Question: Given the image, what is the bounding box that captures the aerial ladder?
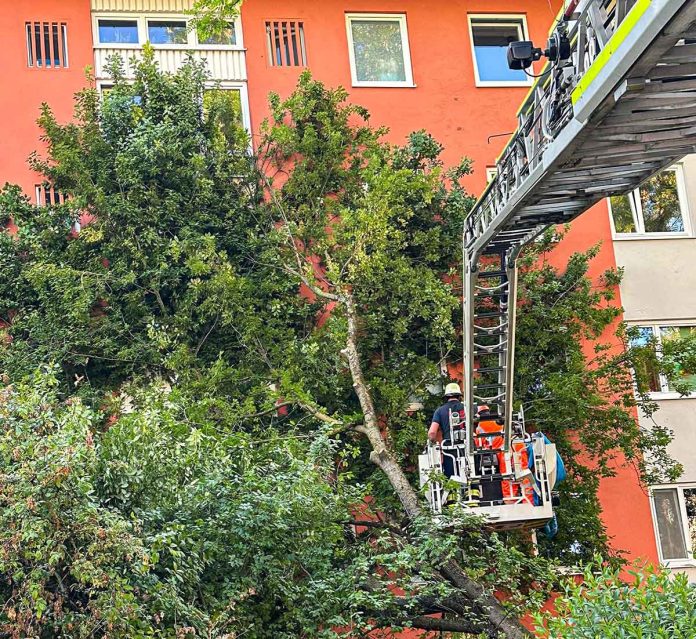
[420,0,696,528]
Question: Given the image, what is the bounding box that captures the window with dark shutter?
[26,22,69,68]
[35,184,66,206]
[265,21,306,66]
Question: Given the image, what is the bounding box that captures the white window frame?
[146,18,190,46]
[92,17,142,48]
[609,164,692,239]
[35,184,64,206]
[650,483,696,568]
[204,82,252,135]
[631,321,696,400]
[485,166,498,183]
[96,80,114,93]
[264,19,307,67]
[25,21,70,69]
[345,13,414,88]
[468,14,533,88]
[92,13,244,50]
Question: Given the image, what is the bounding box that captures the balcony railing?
[93,46,247,82]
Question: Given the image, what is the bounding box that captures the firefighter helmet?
[444,382,462,397]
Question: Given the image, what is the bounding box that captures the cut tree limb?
[340,290,531,639]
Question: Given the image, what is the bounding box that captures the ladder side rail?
[572,0,686,120]
[501,252,518,450]
[453,0,696,527]
[463,243,477,456]
[428,443,445,514]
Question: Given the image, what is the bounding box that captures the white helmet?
[444,382,462,397]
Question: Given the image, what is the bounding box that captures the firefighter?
[473,404,504,450]
[427,382,465,479]
[507,430,534,505]
[473,404,504,503]
[428,382,465,444]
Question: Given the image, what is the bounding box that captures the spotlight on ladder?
[506,27,571,70]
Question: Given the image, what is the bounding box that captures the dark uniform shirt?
[431,400,465,443]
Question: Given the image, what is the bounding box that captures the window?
[203,85,251,134]
[98,19,139,44]
[26,22,68,68]
[203,88,243,126]
[486,167,498,183]
[346,14,414,87]
[35,184,65,206]
[200,22,237,46]
[93,15,243,50]
[610,166,690,236]
[468,16,530,86]
[265,21,306,66]
[630,324,696,395]
[147,20,188,45]
[651,485,696,565]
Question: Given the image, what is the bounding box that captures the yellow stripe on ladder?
[571,0,653,105]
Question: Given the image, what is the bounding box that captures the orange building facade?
[0,1,93,201]
[0,0,669,569]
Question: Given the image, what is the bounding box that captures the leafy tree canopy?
[0,367,386,638]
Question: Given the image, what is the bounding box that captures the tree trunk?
[342,292,531,639]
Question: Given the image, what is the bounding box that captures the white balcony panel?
[94,47,246,81]
[91,0,193,11]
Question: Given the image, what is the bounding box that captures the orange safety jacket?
[501,439,534,504]
[474,418,504,450]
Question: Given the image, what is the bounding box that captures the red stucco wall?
[0,0,93,198]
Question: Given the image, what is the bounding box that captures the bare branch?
[408,615,483,633]
[282,261,341,302]
[194,315,220,356]
[259,170,341,303]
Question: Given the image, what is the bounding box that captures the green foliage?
[188,0,243,43]
[259,72,471,427]
[535,561,696,638]
[1,367,546,638]
[0,51,308,403]
[0,367,151,638]
[0,367,370,638]
[611,170,685,234]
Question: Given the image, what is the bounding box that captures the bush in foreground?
[535,561,696,639]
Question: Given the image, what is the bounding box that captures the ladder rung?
[473,474,517,482]
[473,341,507,350]
[474,366,504,373]
[474,383,504,390]
[476,270,506,278]
[476,281,509,292]
[474,329,507,338]
[474,322,507,329]
[474,394,505,402]
[475,311,507,318]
